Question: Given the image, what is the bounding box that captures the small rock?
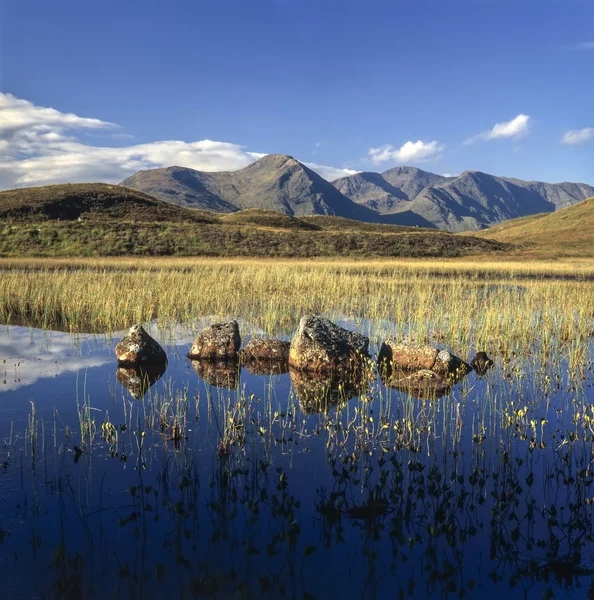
[378,341,471,380]
[242,337,290,361]
[433,350,472,379]
[470,351,494,375]
[378,342,438,370]
[191,359,239,389]
[188,321,241,360]
[115,324,167,366]
[289,315,369,372]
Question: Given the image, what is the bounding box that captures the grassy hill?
[476,196,594,257]
[0,183,218,223]
[0,183,510,258]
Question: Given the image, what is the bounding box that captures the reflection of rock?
[116,363,166,399]
[290,367,365,415]
[242,337,290,361]
[471,351,494,376]
[380,367,451,400]
[188,321,241,360]
[115,324,167,366]
[289,316,369,373]
[242,358,288,376]
[378,341,471,379]
[191,359,239,389]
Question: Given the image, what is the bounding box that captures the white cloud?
[465,114,530,145]
[368,140,444,164]
[561,127,594,145]
[304,162,359,181]
[0,93,354,188]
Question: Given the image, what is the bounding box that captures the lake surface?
[1,322,594,599]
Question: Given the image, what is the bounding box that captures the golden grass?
[1,257,593,370]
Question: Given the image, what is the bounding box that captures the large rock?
[241,337,290,361]
[115,324,167,366]
[378,341,471,379]
[188,321,241,360]
[289,316,369,373]
[191,359,239,390]
[116,364,166,399]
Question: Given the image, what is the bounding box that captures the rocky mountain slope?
[121,155,594,232]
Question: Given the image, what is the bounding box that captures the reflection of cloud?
[0,326,112,392]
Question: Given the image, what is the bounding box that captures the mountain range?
[121,155,594,232]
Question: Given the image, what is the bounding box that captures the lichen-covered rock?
[378,341,439,370]
[242,337,290,361]
[470,351,494,375]
[433,350,472,379]
[289,316,369,372]
[188,321,241,360]
[116,364,166,399]
[381,368,451,400]
[115,324,167,366]
[378,341,471,379]
[289,367,364,415]
[191,359,239,389]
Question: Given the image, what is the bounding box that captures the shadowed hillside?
[0,183,218,223]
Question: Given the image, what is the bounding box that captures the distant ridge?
[121,156,594,232]
[120,155,433,228]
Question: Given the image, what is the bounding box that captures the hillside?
[0,184,509,258]
[0,183,218,223]
[476,196,594,257]
[121,155,432,227]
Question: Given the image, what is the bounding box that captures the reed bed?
[1,258,593,363]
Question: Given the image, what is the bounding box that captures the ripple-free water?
[1,323,594,599]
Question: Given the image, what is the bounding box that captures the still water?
[1,322,594,599]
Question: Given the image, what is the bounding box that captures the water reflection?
[191,358,240,389]
[115,363,167,399]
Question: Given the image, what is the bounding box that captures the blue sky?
[1,0,593,188]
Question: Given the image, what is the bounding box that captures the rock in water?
[378,342,438,370]
[115,324,167,366]
[378,341,471,380]
[188,321,241,360]
[289,315,369,372]
[242,337,290,361]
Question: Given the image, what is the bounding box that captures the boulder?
[378,341,471,379]
[289,367,365,415]
[191,359,239,389]
[289,315,369,372]
[470,351,494,376]
[116,363,166,399]
[188,321,241,360]
[115,324,167,366]
[241,337,290,361]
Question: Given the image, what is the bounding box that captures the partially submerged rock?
[191,359,239,390]
[470,351,494,376]
[116,363,166,399]
[188,321,241,360]
[289,316,369,373]
[242,337,290,361]
[378,341,471,379]
[289,367,365,415]
[381,368,451,400]
[115,324,167,366]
